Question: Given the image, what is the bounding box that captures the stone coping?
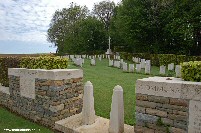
[138,76,201,85]
[136,77,201,101]
[0,85,10,95]
[55,113,134,133]
[8,68,83,80]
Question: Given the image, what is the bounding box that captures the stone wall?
[0,68,83,128]
[135,77,201,133]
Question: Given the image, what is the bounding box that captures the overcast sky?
[0,0,120,54]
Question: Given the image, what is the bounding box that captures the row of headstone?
[73,58,83,67]
[113,55,121,60]
[133,57,141,63]
[159,64,181,77]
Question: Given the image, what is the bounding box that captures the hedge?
[20,56,68,69]
[0,57,21,87]
[119,52,201,66]
[0,56,68,87]
[181,61,201,82]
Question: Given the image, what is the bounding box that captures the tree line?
[47,0,201,56]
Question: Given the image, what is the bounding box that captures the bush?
[158,54,176,66]
[20,56,68,69]
[181,61,201,82]
[0,57,21,87]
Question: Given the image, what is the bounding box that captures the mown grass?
[68,58,162,125]
[0,58,174,132]
[0,106,53,133]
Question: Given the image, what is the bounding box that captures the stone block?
[136,94,148,101]
[172,110,188,116]
[168,114,187,121]
[161,118,174,126]
[136,100,157,108]
[170,98,188,107]
[49,104,64,112]
[136,106,146,113]
[162,103,188,112]
[170,127,186,133]
[147,95,170,104]
[188,100,201,132]
[136,112,159,124]
[134,125,155,133]
[173,120,187,130]
[146,108,167,117]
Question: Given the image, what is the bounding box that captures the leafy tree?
[73,17,108,54]
[93,1,116,51]
[47,3,89,54]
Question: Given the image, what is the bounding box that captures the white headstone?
[99,56,102,61]
[109,60,114,67]
[129,64,134,73]
[120,59,124,68]
[160,65,166,75]
[145,64,151,74]
[91,59,96,66]
[123,62,127,72]
[109,85,124,133]
[136,64,141,73]
[82,81,96,125]
[175,65,181,78]
[140,59,146,69]
[117,61,121,68]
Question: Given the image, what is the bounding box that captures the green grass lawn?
[0,106,53,133]
[68,58,162,125]
[0,58,174,132]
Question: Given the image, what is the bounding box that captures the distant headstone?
[99,56,102,61]
[120,59,124,68]
[140,59,146,69]
[123,62,128,72]
[116,61,121,68]
[168,63,174,71]
[129,64,134,73]
[175,65,181,78]
[145,64,150,74]
[136,64,141,73]
[91,59,96,66]
[109,60,114,67]
[160,65,166,75]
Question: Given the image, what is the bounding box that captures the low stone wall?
[0,68,83,128]
[135,77,201,133]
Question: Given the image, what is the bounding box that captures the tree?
[93,1,116,51]
[47,2,89,54]
[73,16,108,54]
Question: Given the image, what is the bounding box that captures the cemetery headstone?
[91,59,96,66]
[175,65,181,78]
[123,62,128,72]
[160,65,166,75]
[129,64,134,73]
[136,64,141,73]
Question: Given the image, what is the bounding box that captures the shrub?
[181,61,201,82]
[158,54,176,66]
[0,57,21,87]
[20,56,68,69]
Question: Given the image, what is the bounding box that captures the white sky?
[0,0,121,44]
